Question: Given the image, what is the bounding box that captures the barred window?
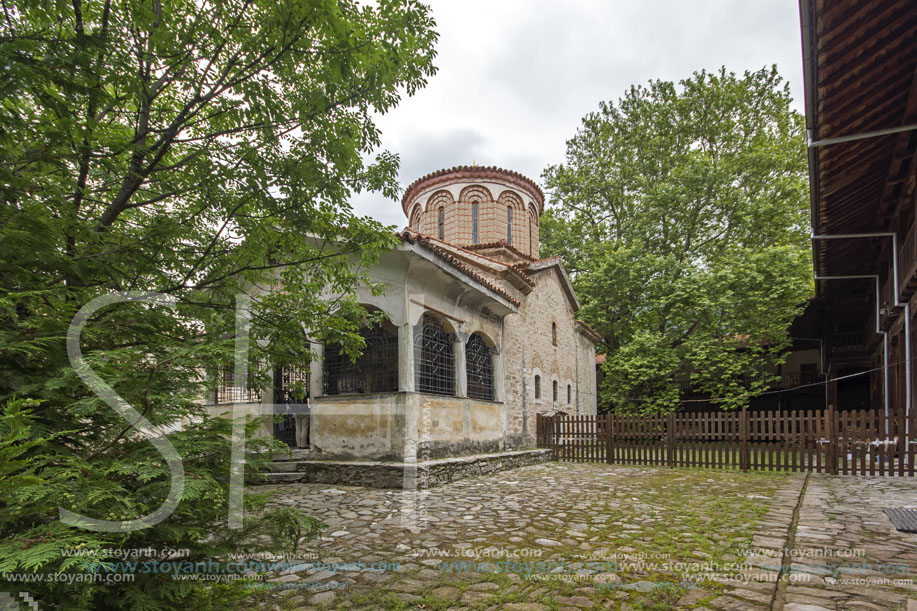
[214,365,263,404]
[323,322,399,395]
[416,314,455,395]
[466,333,494,401]
[274,365,310,403]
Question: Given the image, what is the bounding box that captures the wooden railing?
[537,407,915,476]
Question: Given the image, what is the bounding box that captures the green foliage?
[542,66,813,413]
[0,0,437,607]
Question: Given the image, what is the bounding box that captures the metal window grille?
[438,207,445,239]
[416,315,455,395]
[506,207,512,244]
[472,203,479,244]
[323,325,399,395]
[215,365,263,404]
[274,365,310,403]
[534,374,541,399]
[466,333,493,401]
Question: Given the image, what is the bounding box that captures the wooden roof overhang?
[800,0,917,297]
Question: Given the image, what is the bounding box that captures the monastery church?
[215,165,598,473]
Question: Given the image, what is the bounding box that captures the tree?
[542,67,812,413]
[0,0,437,607]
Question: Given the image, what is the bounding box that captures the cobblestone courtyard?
[247,462,917,610]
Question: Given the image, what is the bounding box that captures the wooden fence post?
[605,412,614,465]
[826,404,837,476]
[740,409,749,472]
[666,412,675,468]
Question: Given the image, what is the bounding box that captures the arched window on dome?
[438,207,445,240]
[506,206,513,244]
[472,203,479,244]
[466,333,493,401]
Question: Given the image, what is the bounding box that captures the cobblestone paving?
[245,462,808,610]
[782,475,917,611]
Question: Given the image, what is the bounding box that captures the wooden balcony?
[880,276,902,331]
[898,223,917,301]
[828,331,866,356]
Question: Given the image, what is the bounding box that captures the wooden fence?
[535,407,916,476]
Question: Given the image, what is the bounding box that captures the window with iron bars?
[416,314,455,395]
[466,333,494,401]
[274,365,310,403]
[214,364,263,404]
[323,323,399,395]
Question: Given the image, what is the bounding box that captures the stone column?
[493,349,505,403]
[454,334,467,398]
[399,323,415,392]
[308,341,323,398]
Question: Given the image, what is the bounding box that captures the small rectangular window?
[438,208,445,240]
[567,384,571,404]
[534,375,541,400]
[552,380,558,403]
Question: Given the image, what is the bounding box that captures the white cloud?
[355,0,805,226]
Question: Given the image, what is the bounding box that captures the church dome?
[401,166,544,258]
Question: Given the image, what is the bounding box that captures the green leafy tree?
[0,0,437,607]
[542,66,812,413]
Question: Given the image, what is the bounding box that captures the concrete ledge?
[255,449,551,489]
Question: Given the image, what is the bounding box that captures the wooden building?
[799,0,917,420]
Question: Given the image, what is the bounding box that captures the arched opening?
[466,333,494,400]
[438,206,445,240]
[416,314,455,395]
[323,316,399,395]
[409,204,422,231]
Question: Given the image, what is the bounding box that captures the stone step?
[254,449,553,489]
[262,472,303,483]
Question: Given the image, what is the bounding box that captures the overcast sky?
[352,0,806,227]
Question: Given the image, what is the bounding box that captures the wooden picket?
[537,407,913,476]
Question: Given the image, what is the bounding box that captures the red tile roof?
[398,230,521,306]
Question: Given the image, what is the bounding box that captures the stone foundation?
[255,449,551,489]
